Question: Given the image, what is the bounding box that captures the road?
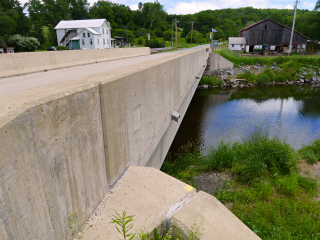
[0,45,209,97]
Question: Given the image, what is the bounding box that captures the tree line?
[1,0,320,51]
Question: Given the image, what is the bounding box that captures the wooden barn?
[239,18,308,53]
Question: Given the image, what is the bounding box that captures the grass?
[199,76,223,86]
[220,48,320,67]
[161,128,320,240]
[298,139,320,164]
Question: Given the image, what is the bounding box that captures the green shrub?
[7,34,40,52]
[136,37,144,45]
[144,39,165,48]
[57,46,67,50]
[200,76,223,86]
[204,129,296,183]
[237,70,257,83]
[163,30,174,41]
[256,68,276,84]
[298,140,320,164]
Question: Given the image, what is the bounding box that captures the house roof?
[86,27,100,35]
[239,18,308,39]
[228,37,246,44]
[54,19,107,29]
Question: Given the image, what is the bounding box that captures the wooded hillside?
[1,0,320,50]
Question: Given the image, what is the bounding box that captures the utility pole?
[191,22,194,44]
[289,0,299,55]
[175,18,179,49]
[171,19,174,48]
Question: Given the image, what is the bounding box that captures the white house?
[228,37,246,51]
[54,19,112,50]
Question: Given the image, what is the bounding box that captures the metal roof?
[86,27,100,35]
[228,37,246,44]
[54,19,106,29]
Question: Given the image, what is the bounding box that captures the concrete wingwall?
[0,47,209,239]
[206,52,234,71]
[0,47,150,78]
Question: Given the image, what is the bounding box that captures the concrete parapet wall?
[0,47,150,78]
[206,52,234,71]
[0,46,209,239]
[0,82,108,240]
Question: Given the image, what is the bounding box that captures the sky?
[18,0,317,15]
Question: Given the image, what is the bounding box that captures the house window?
[90,39,93,45]
[83,33,85,38]
[103,28,104,34]
[265,25,267,29]
[87,32,90,37]
[82,39,85,45]
[240,44,243,47]
[232,44,234,47]
[97,39,99,44]
[103,39,105,45]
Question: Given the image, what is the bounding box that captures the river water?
[169,85,320,155]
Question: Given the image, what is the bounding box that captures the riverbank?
[200,49,320,89]
[161,130,320,240]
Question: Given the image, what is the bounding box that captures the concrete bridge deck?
[0,46,207,96]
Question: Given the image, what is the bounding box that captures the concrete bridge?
[0,47,258,240]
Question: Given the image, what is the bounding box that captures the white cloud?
[168,1,219,14]
[302,1,316,9]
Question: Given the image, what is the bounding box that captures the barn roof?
[55,19,107,29]
[238,18,308,39]
[229,37,246,44]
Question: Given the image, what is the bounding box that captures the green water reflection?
[169,85,320,154]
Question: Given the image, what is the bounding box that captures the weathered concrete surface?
[81,166,196,240]
[206,52,234,71]
[0,46,209,239]
[171,191,261,240]
[0,51,179,97]
[99,47,209,184]
[0,82,108,240]
[81,166,260,240]
[0,47,150,78]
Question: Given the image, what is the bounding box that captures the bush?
[185,30,202,43]
[144,39,165,48]
[237,70,257,83]
[298,140,320,164]
[133,28,148,37]
[256,68,276,84]
[152,28,163,37]
[136,37,144,45]
[56,46,67,50]
[7,34,40,52]
[163,30,174,41]
[205,128,296,183]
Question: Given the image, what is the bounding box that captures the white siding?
[55,19,112,49]
[228,44,244,51]
[56,29,66,46]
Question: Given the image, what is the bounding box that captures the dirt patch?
[193,172,233,195]
[299,161,320,182]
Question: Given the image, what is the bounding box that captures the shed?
[228,37,246,51]
[239,18,308,53]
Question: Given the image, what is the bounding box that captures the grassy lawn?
[161,129,320,240]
